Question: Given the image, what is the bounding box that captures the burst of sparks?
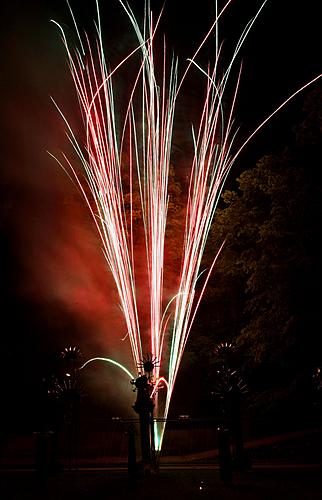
[51,0,321,451]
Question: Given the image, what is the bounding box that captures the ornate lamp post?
[132,354,158,473]
[58,346,83,467]
[212,343,248,479]
[37,346,83,472]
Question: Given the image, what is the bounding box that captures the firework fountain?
[50,0,321,453]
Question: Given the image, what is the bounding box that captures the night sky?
[1,0,321,426]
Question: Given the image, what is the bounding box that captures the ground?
[1,465,322,500]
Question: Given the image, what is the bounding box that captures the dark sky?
[1,0,321,425]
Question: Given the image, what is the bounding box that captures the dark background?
[0,0,321,430]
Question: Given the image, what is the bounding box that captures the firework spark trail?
[118,2,179,387]
[165,63,243,409]
[139,27,178,383]
[51,11,144,368]
[80,357,135,380]
[115,3,179,444]
[51,0,321,451]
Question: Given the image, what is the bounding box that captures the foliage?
[187,85,322,418]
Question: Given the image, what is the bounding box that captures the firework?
[80,357,135,380]
[50,0,321,451]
